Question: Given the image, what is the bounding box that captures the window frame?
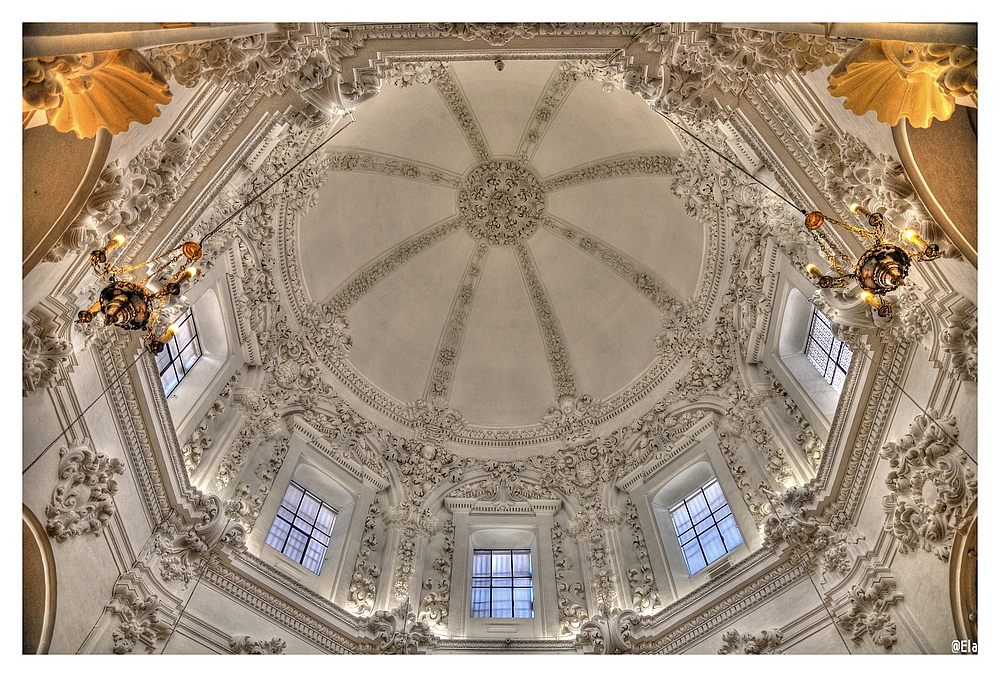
[264,480,338,576]
[470,548,534,619]
[155,307,203,396]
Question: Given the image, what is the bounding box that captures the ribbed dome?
[295,59,706,436]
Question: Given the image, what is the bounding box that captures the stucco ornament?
[23,311,75,395]
[108,586,171,654]
[576,603,640,654]
[718,627,783,654]
[23,49,171,138]
[837,572,903,650]
[45,442,125,542]
[419,519,454,630]
[230,635,287,654]
[552,520,590,635]
[46,129,194,263]
[366,603,437,654]
[347,499,382,615]
[828,40,977,128]
[880,411,975,561]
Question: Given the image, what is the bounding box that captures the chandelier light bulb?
[903,229,927,248]
[805,263,821,277]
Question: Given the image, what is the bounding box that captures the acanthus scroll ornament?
[45,442,125,543]
[576,603,640,654]
[718,627,783,654]
[366,602,437,654]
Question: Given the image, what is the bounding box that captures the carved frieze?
[828,40,977,128]
[45,442,125,543]
[718,627,783,654]
[624,499,660,612]
[46,129,194,263]
[551,520,590,635]
[108,585,172,654]
[419,518,454,631]
[880,411,976,561]
[367,603,437,654]
[23,49,171,138]
[230,635,287,654]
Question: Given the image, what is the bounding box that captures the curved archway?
[23,505,56,654]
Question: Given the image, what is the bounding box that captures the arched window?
[651,460,749,587]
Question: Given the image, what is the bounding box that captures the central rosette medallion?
[459,160,545,245]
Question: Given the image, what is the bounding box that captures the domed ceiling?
[289,59,711,446]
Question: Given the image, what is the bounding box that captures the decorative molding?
[828,40,977,128]
[419,518,454,631]
[45,442,125,543]
[718,627,783,654]
[23,49,171,138]
[433,64,492,162]
[182,370,240,474]
[567,502,623,607]
[516,66,580,165]
[324,148,463,188]
[108,584,172,654]
[23,307,76,395]
[229,635,287,654]
[513,241,576,398]
[624,499,661,612]
[460,161,545,245]
[385,503,438,600]
[551,520,590,635]
[836,570,903,650]
[426,243,489,403]
[46,128,195,263]
[880,411,976,561]
[347,498,382,615]
[939,300,977,382]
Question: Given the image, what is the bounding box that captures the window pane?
[471,548,533,619]
[674,479,743,576]
[266,481,337,576]
[805,308,852,392]
[158,308,202,394]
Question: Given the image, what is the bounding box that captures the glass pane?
[491,587,513,617]
[718,514,743,549]
[511,550,531,577]
[513,587,533,618]
[473,551,491,576]
[670,505,693,533]
[265,519,289,550]
[700,527,727,563]
[470,588,490,617]
[682,540,707,574]
[703,481,726,511]
[315,506,337,534]
[492,551,512,577]
[298,494,321,522]
[281,483,304,509]
[686,492,710,523]
[283,529,307,561]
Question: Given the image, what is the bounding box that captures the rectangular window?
[805,307,853,392]
[470,549,533,618]
[670,479,743,576]
[265,481,337,575]
[156,308,202,396]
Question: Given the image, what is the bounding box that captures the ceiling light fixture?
[655,111,940,320]
[75,114,356,353]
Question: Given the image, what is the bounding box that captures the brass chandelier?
[655,111,941,321]
[74,115,356,354]
[803,203,940,319]
[76,234,202,354]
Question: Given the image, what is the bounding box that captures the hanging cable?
[197,113,355,248]
[760,488,855,655]
[24,345,147,476]
[850,343,974,463]
[654,109,806,215]
[27,113,358,478]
